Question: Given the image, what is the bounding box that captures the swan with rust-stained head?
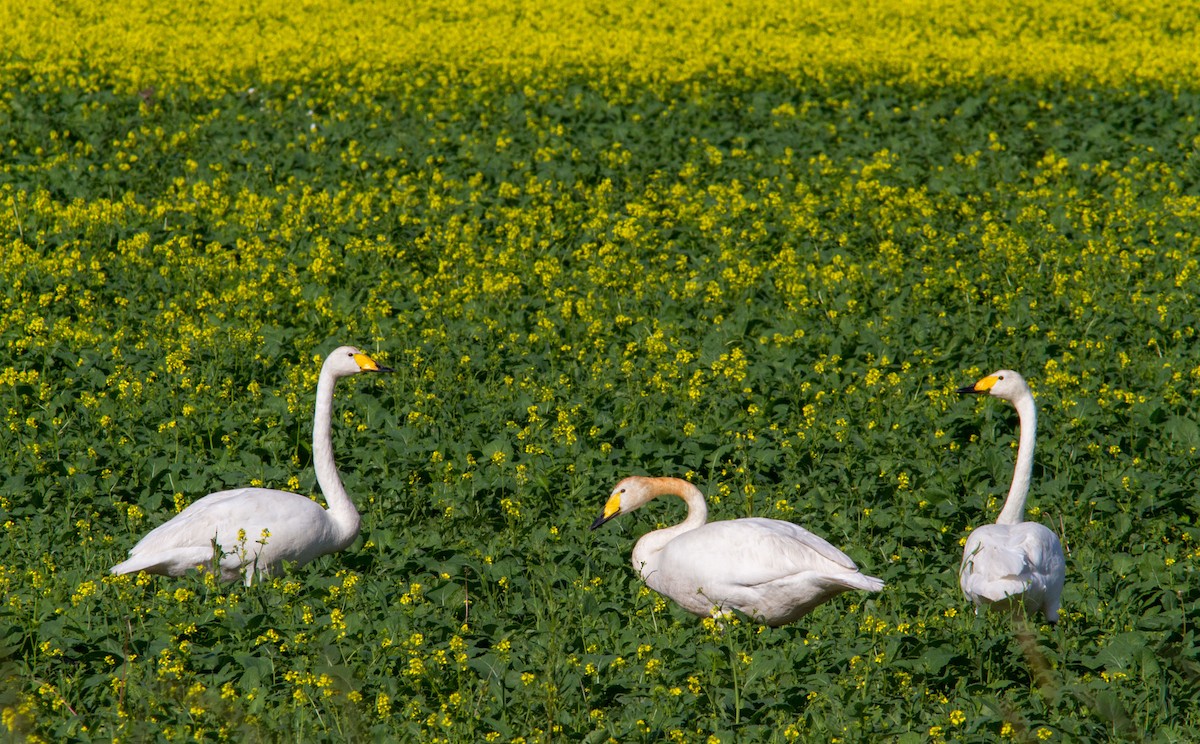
[957,369,1066,623]
[590,476,884,626]
[111,345,391,586]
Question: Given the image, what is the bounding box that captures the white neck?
[631,478,709,574]
[996,389,1037,525]
[312,368,361,544]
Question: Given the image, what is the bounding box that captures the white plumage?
[591,476,884,626]
[111,345,391,585]
[957,369,1066,623]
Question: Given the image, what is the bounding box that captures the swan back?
[961,522,1065,622]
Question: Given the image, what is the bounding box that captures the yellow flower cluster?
[2,0,1199,92]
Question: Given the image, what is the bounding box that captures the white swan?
[957,369,1066,623]
[590,476,884,626]
[111,345,391,586]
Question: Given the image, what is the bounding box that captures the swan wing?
[654,518,863,588]
[118,488,331,568]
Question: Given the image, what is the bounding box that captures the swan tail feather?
[828,572,885,593]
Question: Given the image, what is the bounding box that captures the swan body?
[957,369,1066,623]
[111,346,391,585]
[591,476,884,626]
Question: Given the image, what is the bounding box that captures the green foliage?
[1,69,1199,742]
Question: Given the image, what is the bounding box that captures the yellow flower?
[70,580,97,606]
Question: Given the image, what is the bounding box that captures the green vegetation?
[2,2,1200,741]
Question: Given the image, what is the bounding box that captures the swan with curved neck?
[111,345,391,585]
[591,476,884,626]
[957,369,1066,623]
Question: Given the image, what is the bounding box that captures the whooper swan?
[111,346,392,585]
[590,476,884,626]
[957,369,1066,623]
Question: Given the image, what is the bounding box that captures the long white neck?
[631,478,709,575]
[996,390,1037,525]
[312,367,361,543]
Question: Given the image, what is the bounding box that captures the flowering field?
[3,0,1200,741]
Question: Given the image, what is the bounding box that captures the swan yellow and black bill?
[956,374,997,395]
[355,353,394,373]
[589,493,622,530]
